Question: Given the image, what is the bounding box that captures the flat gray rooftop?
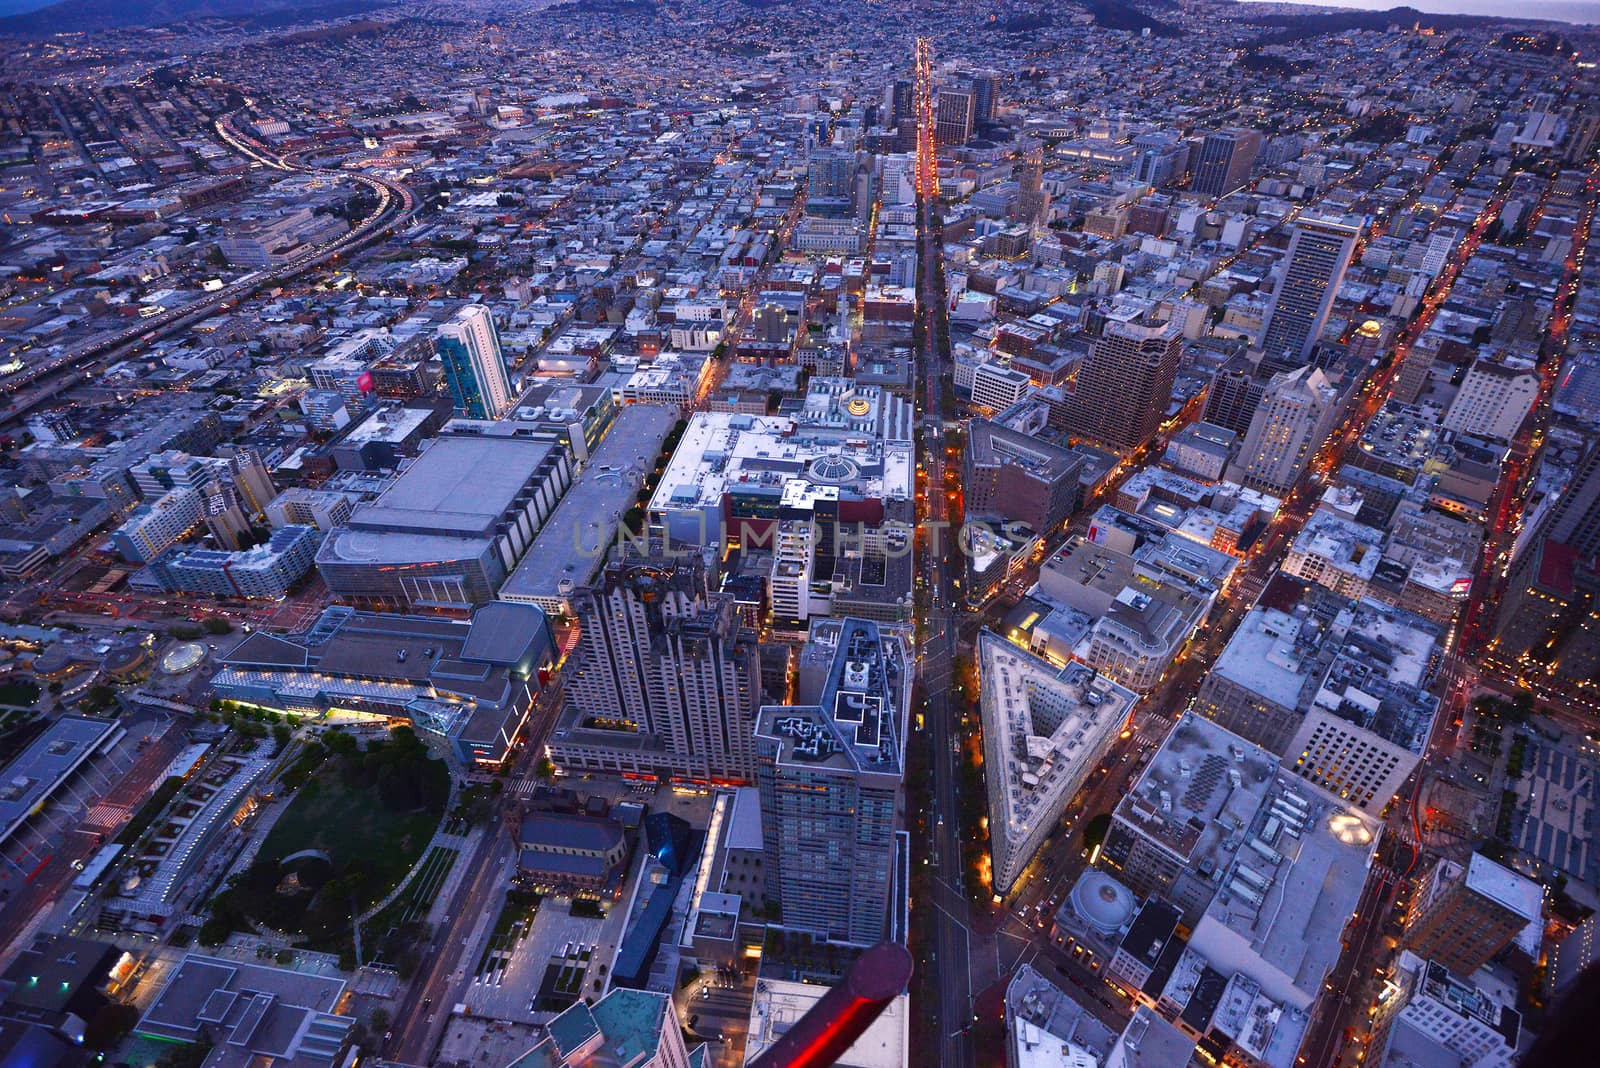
[499,404,677,602]
[1191,775,1380,1008]
[353,436,556,537]
[1114,713,1277,868]
[317,527,493,565]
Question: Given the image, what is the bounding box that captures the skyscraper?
[1259,216,1362,372]
[978,632,1132,894]
[1190,127,1263,198]
[934,86,975,147]
[226,449,278,515]
[886,78,913,128]
[1064,316,1183,453]
[1491,441,1600,678]
[755,617,910,945]
[551,555,762,784]
[1133,131,1190,188]
[1229,365,1341,495]
[969,72,998,126]
[1011,143,1049,229]
[1202,354,1268,436]
[1403,854,1542,977]
[806,149,857,201]
[807,149,855,204]
[1544,441,1600,556]
[437,304,513,420]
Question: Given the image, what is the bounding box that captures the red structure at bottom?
[746,942,914,1068]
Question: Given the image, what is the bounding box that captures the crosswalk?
[80,803,130,835]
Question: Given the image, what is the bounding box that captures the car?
[689,1014,700,1029]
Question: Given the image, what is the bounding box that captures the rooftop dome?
[1070,871,1135,936]
[809,451,860,484]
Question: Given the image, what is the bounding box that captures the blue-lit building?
[437,304,513,420]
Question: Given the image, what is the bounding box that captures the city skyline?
[0,3,1597,1068]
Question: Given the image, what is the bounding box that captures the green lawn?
[0,680,40,708]
[258,761,447,910]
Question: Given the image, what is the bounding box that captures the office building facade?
[550,556,762,785]
[755,618,910,945]
[1368,951,1520,1068]
[1064,317,1183,453]
[437,304,514,420]
[1229,366,1341,495]
[935,86,975,147]
[1190,128,1263,198]
[1259,216,1361,371]
[1404,854,1542,976]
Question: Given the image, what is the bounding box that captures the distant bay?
[1236,0,1600,25]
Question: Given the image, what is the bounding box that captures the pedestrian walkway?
[423,827,485,928]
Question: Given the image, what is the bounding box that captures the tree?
[84,1002,139,1050]
[202,617,234,635]
[80,684,118,714]
[324,728,358,758]
[272,723,293,749]
[1083,812,1113,851]
[158,1034,213,1068]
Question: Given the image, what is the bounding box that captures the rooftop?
[352,435,559,538]
[1004,964,1116,1068]
[979,632,1134,890]
[508,987,673,1068]
[743,978,910,1068]
[756,618,910,779]
[1287,507,1384,580]
[1464,852,1544,923]
[1,716,119,845]
[1190,774,1380,1009]
[339,403,435,447]
[499,403,677,604]
[1111,713,1277,870]
[135,954,352,1067]
[647,411,912,517]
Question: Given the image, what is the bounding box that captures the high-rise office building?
[201,480,252,551]
[935,86,975,147]
[886,78,913,128]
[806,149,855,206]
[1368,951,1521,1068]
[1064,316,1183,453]
[978,632,1132,894]
[1012,144,1049,228]
[755,618,910,945]
[226,449,277,515]
[1228,366,1341,494]
[1491,441,1600,685]
[1259,216,1362,372]
[1440,358,1540,441]
[437,304,514,420]
[1202,354,1268,436]
[551,555,762,784]
[969,72,998,126]
[1133,132,1190,188]
[1404,854,1542,977]
[1544,441,1600,556]
[1190,128,1263,198]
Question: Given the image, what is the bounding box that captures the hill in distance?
[0,0,394,36]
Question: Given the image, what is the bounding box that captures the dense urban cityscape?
[1,1,1599,1066]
